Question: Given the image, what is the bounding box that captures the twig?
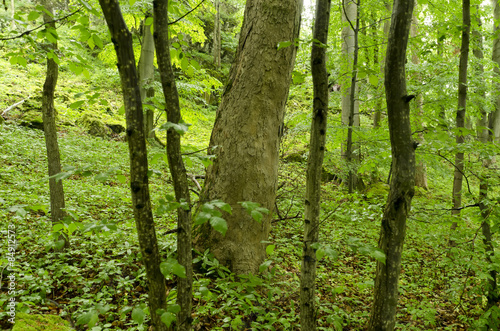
[169,0,207,25]
[436,151,472,195]
[0,9,81,41]
[2,99,26,116]
[188,173,202,191]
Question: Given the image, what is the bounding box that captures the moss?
[12,312,73,331]
[365,182,390,198]
[20,111,44,130]
[76,113,112,138]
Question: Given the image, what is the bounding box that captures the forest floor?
[0,123,494,330]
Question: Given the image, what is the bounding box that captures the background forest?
[1,0,500,330]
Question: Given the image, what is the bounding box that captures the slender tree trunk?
[450,0,470,239]
[300,0,331,329]
[493,0,500,144]
[341,0,360,191]
[213,0,221,68]
[373,2,391,129]
[368,0,416,329]
[194,0,303,275]
[98,2,169,330]
[410,1,428,190]
[153,1,193,329]
[41,0,69,249]
[138,12,156,140]
[474,11,499,309]
[345,0,359,193]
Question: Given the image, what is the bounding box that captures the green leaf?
[167,304,181,314]
[160,258,186,278]
[116,174,127,184]
[259,260,272,273]
[277,41,292,50]
[292,71,305,84]
[194,211,211,225]
[157,121,191,135]
[132,307,145,324]
[316,248,325,261]
[28,11,40,21]
[181,57,189,72]
[211,200,232,214]
[129,0,137,6]
[210,216,228,236]
[371,249,386,264]
[52,224,65,232]
[93,34,103,49]
[369,74,379,86]
[160,312,176,327]
[266,244,275,256]
[145,17,154,26]
[70,100,85,109]
[17,56,27,67]
[251,210,263,223]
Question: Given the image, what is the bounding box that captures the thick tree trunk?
[410,1,428,190]
[98,2,169,330]
[213,0,221,68]
[300,0,331,329]
[450,0,470,238]
[153,1,193,329]
[368,0,415,329]
[138,12,156,139]
[195,0,303,275]
[41,1,69,249]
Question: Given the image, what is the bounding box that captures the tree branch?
[169,0,207,25]
[0,9,81,41]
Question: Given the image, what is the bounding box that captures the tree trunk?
[450,0,470,239]
[492,0,500,144]
[153,0,193,329]
[41,0,69,249]
[138,12,156,140]
[98,1,169,330]
[213,0,221,68]
[368,0,415,329]
[345,0,360,193]
[195,0,303,275]
[410,1,428,190]
[373,2,391,129]
[341,0,360,188]
[475,11,499,309]
[300,0,331,329]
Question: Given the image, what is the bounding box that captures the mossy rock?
[20,111,44,130]
[76,113,112,138]
[283,152,307,163]
[365,182,390,198]
[12,312,73,331]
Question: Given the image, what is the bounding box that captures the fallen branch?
[2,99,26,116]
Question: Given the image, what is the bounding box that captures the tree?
[40,0,69,249]
[195,0,303,275]
[213,0,221,68]
[341,0,360,192]
[153,0,193,329]
[300,0,331,329]
[137,11,156,140]
[410,1,428,190]
[368,0,415,329]
[450,0,470,241]
[492,0,500,144]
[97,1,169,330]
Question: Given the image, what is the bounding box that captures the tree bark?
[475,11,499,309]
[450,0,470,238]
[213,0,221,68]
[138,12,156,140]
[195,0,303,275]
[98,1,169,330]
[410,1,428,190]
[153,0,193,329]
[368,0,415,329]
[41,0,69,249]
[492,0,500,144]
[341,0,360,190]
[373,2,391,129]
[300,0,330,329]
[345,0,360,193]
